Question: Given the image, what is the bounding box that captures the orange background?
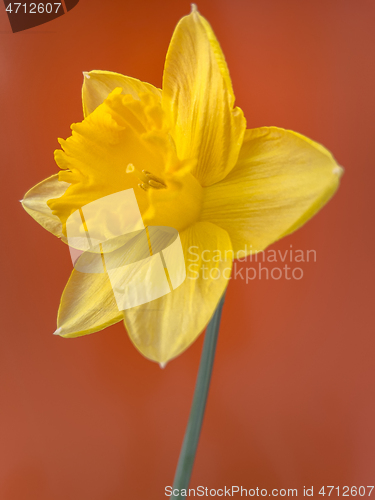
[1,0,374,498]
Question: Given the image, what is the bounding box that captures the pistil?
[126,163,167,191]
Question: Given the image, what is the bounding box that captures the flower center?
[48,88,203,236]
[126,164,167,191]
[125,161,203,232]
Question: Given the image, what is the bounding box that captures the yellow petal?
[162,6,246,187]
[82,70,162,117]
[55,267,123,338]
[123,221,233,364]
[201,127,343,254]
[21,174,69,241]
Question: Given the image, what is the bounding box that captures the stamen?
[126,163,148,183]
[142,170,167,189]
[127,164,167,190]
[148,179,167,189]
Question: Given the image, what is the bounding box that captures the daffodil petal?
[82,70,162,117]
[201,127,343,254]
[162,7,246,187]
[123,221,233,364]
[21,174,69,240]
[55,267,123,338]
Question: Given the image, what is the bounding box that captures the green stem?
[171,292,226,498]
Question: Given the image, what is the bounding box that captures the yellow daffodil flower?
[22,6,343,365]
